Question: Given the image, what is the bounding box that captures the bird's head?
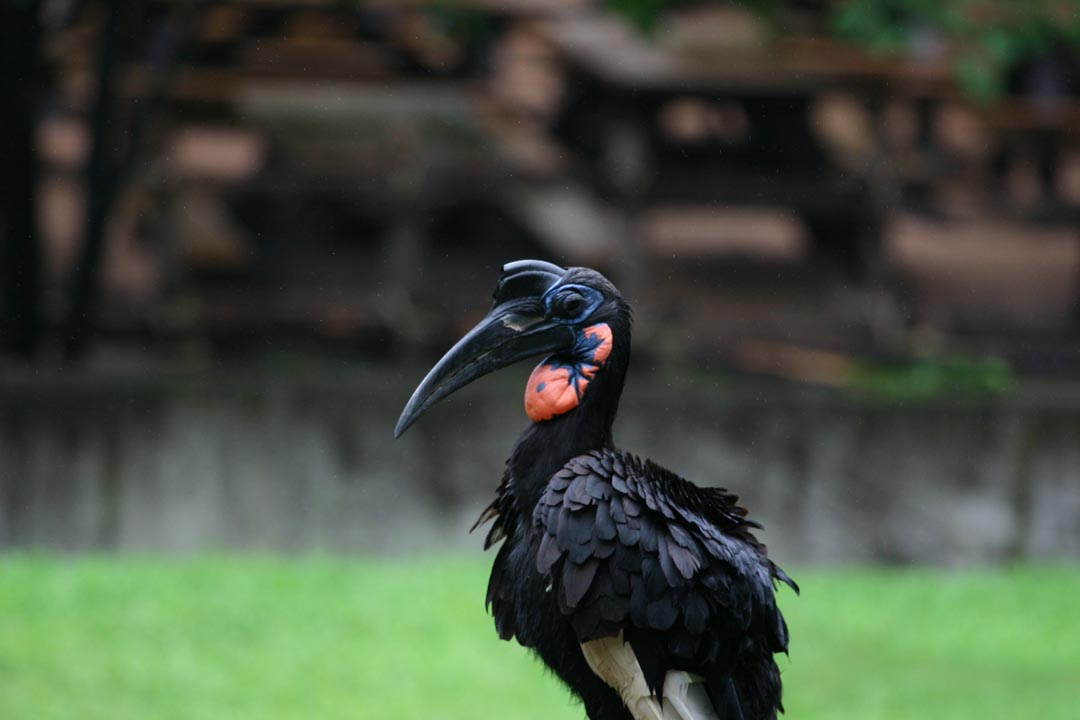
[395,260,629,438]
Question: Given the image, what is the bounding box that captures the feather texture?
[527,449,796,717]
[457,265,795,720]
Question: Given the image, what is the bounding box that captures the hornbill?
[395,260,796,720]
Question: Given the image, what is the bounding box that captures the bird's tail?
[717,653,782,720]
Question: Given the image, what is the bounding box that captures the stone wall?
[2,366,1078,564]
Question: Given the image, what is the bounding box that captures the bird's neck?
[508,325,629,514]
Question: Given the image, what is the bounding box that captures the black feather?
[537,531,561,574]
[522,440,793,719]
[682,592,710,635]
[668,541,701,579]
[562,557,599,608]
[593,535,618,559]
[616,520,640,546]
[656,535,686,588]
[567,508,596,545]
[646,596,679,630]
[569,538,596,564]
[594,501,617,541]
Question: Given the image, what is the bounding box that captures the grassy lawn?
[0,556,1076,720]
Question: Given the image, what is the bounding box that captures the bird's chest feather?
[493,522,633,719]
[499,525,599,682]
[502,526,572,647]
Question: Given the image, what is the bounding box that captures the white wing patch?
[580,633,721,720]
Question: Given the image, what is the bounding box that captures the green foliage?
[425,4,493,44]
[603,0,1080,98]
[606,0,672,34]
[0,556,1077,719]
[831,0,1080,98]
[851,354,1013,400]
[606,0,781,34]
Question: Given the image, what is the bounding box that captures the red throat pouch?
[524,323,613,422]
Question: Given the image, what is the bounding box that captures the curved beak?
[394,301,573,438]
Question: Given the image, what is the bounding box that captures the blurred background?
[1,1,1079,718]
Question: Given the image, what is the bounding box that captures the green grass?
[0,557,1076,720]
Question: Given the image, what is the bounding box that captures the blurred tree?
[0,0,42,359]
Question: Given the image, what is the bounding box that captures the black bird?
[396,260,796,720]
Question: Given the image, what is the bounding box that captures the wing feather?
[532,448,795,717]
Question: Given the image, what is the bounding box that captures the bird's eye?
[559,292,586,317]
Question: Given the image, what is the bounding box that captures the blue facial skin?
[542,284,604,325]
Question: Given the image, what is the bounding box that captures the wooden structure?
[37,0,586,358]
[551,17,891,284]
[12,1,1080,367]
